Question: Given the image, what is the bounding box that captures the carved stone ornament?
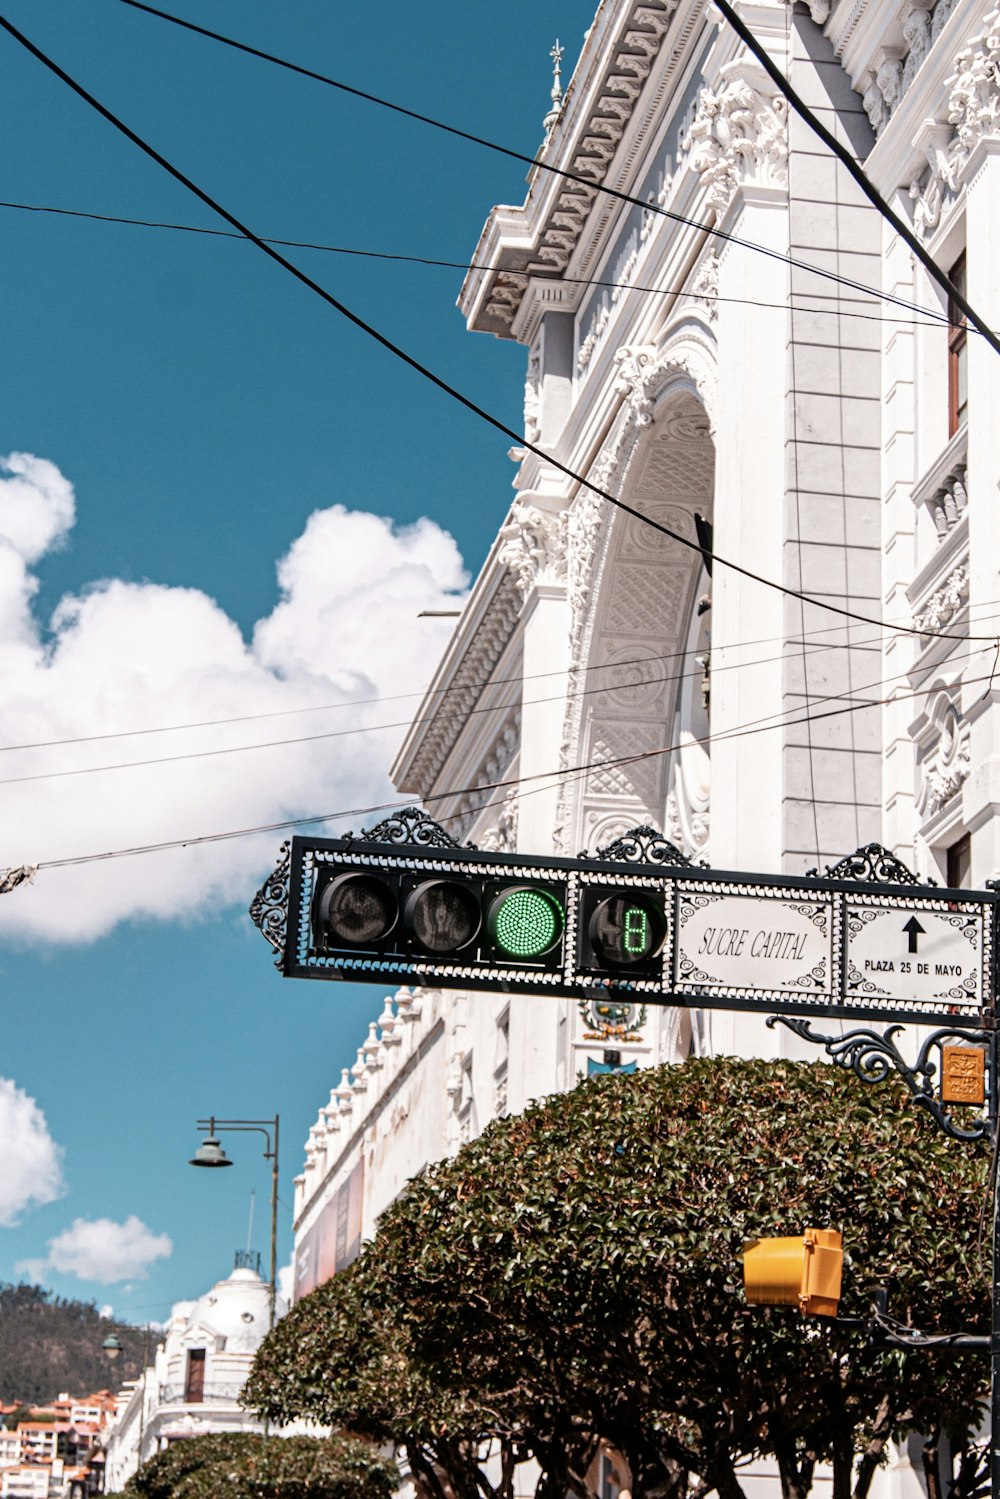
[688,62,788,214]
[612,344,659,426]
[592,823,695,866]
[249,841,291,962]
[499,499,568,599]
[809,842,921,885]
[908,7,1000,236]
[914,562,969,635]
[343,806,472,849]
[523,349,541,445]
[859,1,946,136]
[689,251,720,322]
[478,788,519,853]
[917,698,971,820]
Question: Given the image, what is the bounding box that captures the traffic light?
[743,1228,843,1317]
[312,865,567,973]
[578,886,668,975]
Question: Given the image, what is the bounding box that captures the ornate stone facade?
[689,62,789,213]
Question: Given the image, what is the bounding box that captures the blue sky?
[0,0,585,1329]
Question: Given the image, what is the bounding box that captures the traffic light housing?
[311,865,567,974]
[743,1228,843,1317]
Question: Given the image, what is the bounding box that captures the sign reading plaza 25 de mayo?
[845,900,983,1008]
[675,890,834,1000]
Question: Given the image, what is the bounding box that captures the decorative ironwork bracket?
[589,824,697,867]
[341,806,474,850]
[806,842,924,885]
[768,1015,993,1142]
[249,841,291,969]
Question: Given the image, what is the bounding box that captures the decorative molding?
[612,343,659,426]
[478,787,519,853]
[498,498,569,599]
[908,5,1000,236]
[399,572,522,796]
[523,348,541,444]
[690,249,721,321]
[917,691,971,820]
[553,350,716,854]
[858,0,958,138]
[913,561,969,634]
[476,0,680,335]
[688,61,788,215]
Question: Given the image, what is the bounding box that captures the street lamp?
[101,1334,123,1362]
[189,1115,280,1331]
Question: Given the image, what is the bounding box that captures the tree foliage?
[0,1282,146,1403]
[105,1432,397,1499]
[246,1058,990,1499]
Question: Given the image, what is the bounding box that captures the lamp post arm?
[194,1116,280,1330]
[196,1119,277,1161]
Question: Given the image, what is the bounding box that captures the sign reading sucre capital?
[250,820,997,1026]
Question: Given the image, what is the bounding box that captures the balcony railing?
[157,1382,248,1407]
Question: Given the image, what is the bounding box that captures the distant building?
[0,1391,114,1499]
[103,1257,284,1493]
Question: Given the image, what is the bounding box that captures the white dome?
[185,1264,277,1352]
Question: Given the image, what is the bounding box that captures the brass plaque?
[940,1045,986,1105]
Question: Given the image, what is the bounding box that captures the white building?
[285,0,998,1490]
[104,1258,282,1492]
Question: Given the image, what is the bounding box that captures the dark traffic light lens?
[488,886,564,959]
[316,873,397,947]
[589,894,666,967]
[404,880,481,954]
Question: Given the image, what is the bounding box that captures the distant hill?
[0,1283,147,1405]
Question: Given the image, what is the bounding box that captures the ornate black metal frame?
[249,827,996,1024]
[768,1015,992,1142]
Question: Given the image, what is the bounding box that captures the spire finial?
[544,39,564,132]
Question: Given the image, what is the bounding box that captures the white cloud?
[0,452,74,564]
[0,457,468,943]
[0,1077,64,1226]
[19,1214,172,1285]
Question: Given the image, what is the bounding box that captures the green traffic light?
[489,886,564,959]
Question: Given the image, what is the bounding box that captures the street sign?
[845,900,983,1008]
[250,813,998,1026]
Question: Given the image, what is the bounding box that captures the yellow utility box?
[743,1228,843,1317]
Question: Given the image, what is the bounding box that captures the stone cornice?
[458,0,692,341]
[390,551,523,798]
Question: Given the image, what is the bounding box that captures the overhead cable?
[15,660,997,881]
[111,0,953,330]
[0,197,955,334]
[4,629,987,786]
[0,13,991,650]
[713,0,999,358]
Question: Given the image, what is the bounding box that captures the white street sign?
[845,901,982,1007]
[675,891,833,999]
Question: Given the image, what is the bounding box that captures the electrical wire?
[5,579,997,756]
[1,629,991,788]
[0,13,992,651]
[110,0,957,332]
[0,198,959,335]
[713,0,1000,359]
[23,659,1000,877]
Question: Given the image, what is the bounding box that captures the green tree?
[247,1058,990,1499]
[105,1432,397,1499]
